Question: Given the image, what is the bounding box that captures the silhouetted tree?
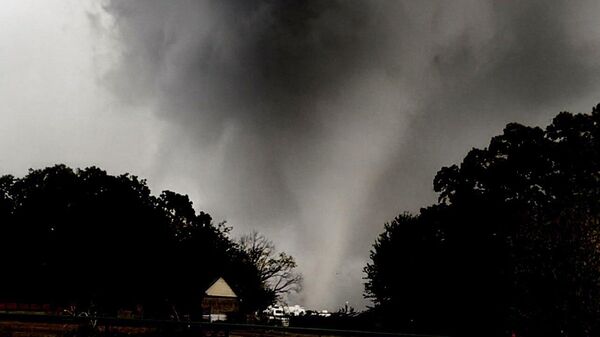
[365,104,600,337]
[0,165,270,318]
[238,231,302,301]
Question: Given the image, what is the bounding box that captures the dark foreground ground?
[0,314,445,337]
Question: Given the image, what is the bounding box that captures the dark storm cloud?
[99,0,600,308]
[106,1,395,134]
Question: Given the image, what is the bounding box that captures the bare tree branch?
[238,231,303,299]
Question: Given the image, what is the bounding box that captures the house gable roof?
[204,277,237,298]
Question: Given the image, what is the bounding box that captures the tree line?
[0,165,299,319]
[364,104,600,336]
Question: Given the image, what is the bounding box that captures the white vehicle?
[273,307,285,317]
[262,305,290,326]
[263,305,284,317]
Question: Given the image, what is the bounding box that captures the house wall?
[201,296,239,315]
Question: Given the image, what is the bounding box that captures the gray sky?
[1,0,600,310]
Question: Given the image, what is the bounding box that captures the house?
[201,277,239,322]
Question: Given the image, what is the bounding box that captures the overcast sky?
[1,0,600,310]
